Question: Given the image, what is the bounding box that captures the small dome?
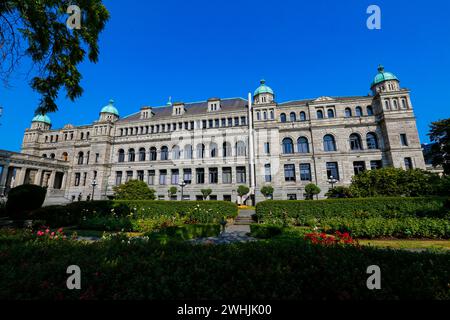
[101,99,119,116]
[254,79,274,96]
[371,65,399,87]
[32,114,51,125]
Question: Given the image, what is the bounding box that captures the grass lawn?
[359,239,450,251]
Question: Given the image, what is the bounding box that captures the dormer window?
[208,98,221,112]
[173,103,186,116]
[140,107,153,119]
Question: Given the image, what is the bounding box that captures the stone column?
[16,167,27,186]
[48,171,56,189]
[34,169,43,186]
[0,164,9,196]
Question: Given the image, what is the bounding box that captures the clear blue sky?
[1,0,449,151]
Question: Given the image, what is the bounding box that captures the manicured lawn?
[359,239,450,251]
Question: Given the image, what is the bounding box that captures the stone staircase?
[234,215,254,226]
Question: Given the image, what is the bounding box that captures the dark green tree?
[113,180,156,200]
[304,183,321,200]
[0,0,109,114]
[200,188,212,200]
[168,186,178,199]
[325,186,353,199]
[260,185,274,199]
[429,118,450,175]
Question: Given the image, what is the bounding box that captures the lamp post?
[327,175,338,189]
[179,180,186,201]
[91,179,97,201]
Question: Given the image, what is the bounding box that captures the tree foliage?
[260,185,274,198]
[113,180,156,201]
[237,185,250,197]
[325,186,353,199]
[305,183,321,200]
[0,0,109,114]
[200,189,212,200]
[428,118,450,175]
[6,184,47,218]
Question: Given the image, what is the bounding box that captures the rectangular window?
[300,164,312,181]
[137,170,144,181]
[227,118,233,127]
[115,171,122,185]
[183,169,192,184]
[237,166,246,184]
[326,162,340,180]
[95,153,100,163]
[221,119,226,127]
[171,169,179,185]
[196,168,205,184]
[404,157,413,170]
[370,160,383,170]
[202,120,207,129]
[126,171,133,182]
[83,172,87,186]
[353,161,366,175]
[264,164,272,183]
[284,164,296,182]
[400,134,409,146]
[264,142,270,155]
[241,116,246,125]
[287,194,297,200]
[215,119,220,127]
[148,170,155,185]
[159,170,167,185]
[74,173,80,186]
[209,168,218,184]
[222,167,232,184]
[234,117,239,126]
[208,119,213,128]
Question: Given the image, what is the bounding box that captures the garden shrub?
[31,200,238,227]
[0,230,449,299]
[150,224,221,240]
[6,185,47,218]
[250,224,283,239]
[256,197,448,225]
[317,217,450,239]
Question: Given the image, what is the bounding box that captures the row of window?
[118,116,247,137]
[281,133,379,154]
[115,167,247,186]
[279,106,374,123]
[44,131,90,144]
[117,142,247,162]
[384,97,409,111]
[73,171,97,187]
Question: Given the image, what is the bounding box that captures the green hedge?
[318,217,450,239]
[256,197,448,225]
[250,224,283,239]
[150,224,221,240]
[0,230,449,299]
[31,200,238,227]
[6,185,47,218]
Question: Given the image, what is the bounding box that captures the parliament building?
[0,65,426,205]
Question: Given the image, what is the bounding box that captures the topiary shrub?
[6,185,47,219]
[113,180,156,200]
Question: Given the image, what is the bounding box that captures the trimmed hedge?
[318,217,450,239]
[0,230,449,299]
[256,197,448,225]
[150,224,221,240]
[31,200,238,227]
[6,185,47,218]
[250,224,283,239]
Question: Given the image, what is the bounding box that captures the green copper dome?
[32,114,51,125]
[101,99,119,116]
[254,79,274,96]
[371,65,399,87]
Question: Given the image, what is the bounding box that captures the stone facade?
[0,66,426,204]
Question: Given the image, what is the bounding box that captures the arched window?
[62,152,68,162]
[317,110,324,119]
[297,137,309,153]
[270,110,274,119]
[282,138,294,154]
[80,132,84,140]
[149,147,157,161]
[210,143,218,158]
[77,152,84,165]
[118,149,125,163]
[86,132,90,140]
[327,109,335,118]
[42,154,48,158]
[355,106,363,117]
[290,112,296,122]
[172,146,180,160]
[184,145,193,159]
[401,99,407,109]
[161,146,169,160]
[236,141,247,156]
[393,100,398,109]
[50,153,55,159]
[280,113,287,123]
[196,144,205,159]
[256,112,261,121]
[323,135,336,152]
[367,106,374,116]
[300,111,306,121]
[139,148,146,161]
[366,132,379,150]
[128,149,135,162]
[349,133,363,150]
[223,142,232,158]
[345,108,352,118]
[385,100,390,110]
